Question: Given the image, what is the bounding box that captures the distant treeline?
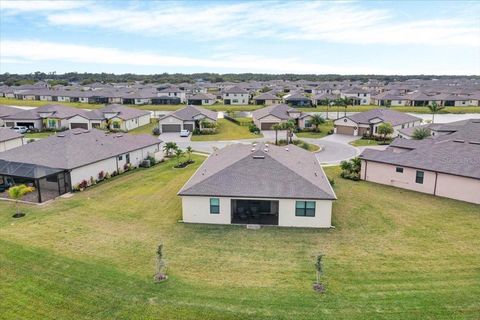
[1,71,478,86]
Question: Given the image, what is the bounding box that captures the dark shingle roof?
[179,143,336,200]
[223,85,248,94]
[161,105,217,121]
[0,127,23,142]
[0,105,23,118]
[360,119,480,179]
[252,104,299,121]
[0,129,161,170]
[252,92,280,100]
[100,104,150,120]
[346,109,421,126]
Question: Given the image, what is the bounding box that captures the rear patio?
[231,199,279,225]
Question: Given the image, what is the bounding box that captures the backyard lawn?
[295,121,334,139]
[2,97,480,114]
[190,118,262,141]
[24,131,56,139]
[0,157,479,319]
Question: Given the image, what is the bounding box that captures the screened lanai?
[0,160,70,203]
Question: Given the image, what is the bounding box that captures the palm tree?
[174,148,184,167]
[272,123,282,145]
[163,142,178,157]
[324,98,330,120]
[309,114,325,132]
[8,184,35,218]
[377,122,394,143]
[186,146,193,162]
[284,120,296,144]
[428,101,445,123]
[334,98,341,120]
[412,127,431,140]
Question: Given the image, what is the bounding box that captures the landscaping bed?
[191,119,262,141]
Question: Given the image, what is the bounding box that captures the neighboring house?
[222,86,249,105]
[359,119,480,204]
[312,93,339,106]
[341,88,371,105]
[0,129,163,203]
[252,92,282,106]
[333,109,422,136]
[0,105,23,127]
[158,105,217,133]
[157,86,186,103]
[397,119,474,139]
[178,143,336,227]
[98,104,151,131]
[252,104,313,130]
[0,128,24,152]
[284,91,312,107]
[2,104,97,130]
[186,93,216,106]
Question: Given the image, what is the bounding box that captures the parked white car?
[12,126,28,134]
[180,129,190,137]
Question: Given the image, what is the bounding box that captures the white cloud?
[1,39,396,74]
[0,0,87,12]
[40,1,480,47]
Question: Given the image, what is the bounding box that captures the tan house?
[252,104,315,130]
[334,109,422,136]
[178,143,336,228]
[359,119,480,204]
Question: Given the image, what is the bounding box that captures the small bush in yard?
[153,244,167,282]
[152,127,160,136]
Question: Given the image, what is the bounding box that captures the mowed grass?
[129,119,158,135]
[24,131,55,139]
[295,121,334,139]
[0,157,479,319]
[191,118,262,141]
[349,138,391,147]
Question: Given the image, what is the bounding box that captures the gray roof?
[0,127,23,142]
[252,104,300,121]
[0,105,23,118]
[178,143,336,200]
[360,119,480,179]
[161,105,217,121]
[285,91,311,101]
[3,104,92,121]
[223,85,248,94]
[252,92,281,100]
[187,93,216,100]
[345,109,421,126]
[100,104,150,120]
[0,129,161,170]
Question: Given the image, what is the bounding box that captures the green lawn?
[2,97,479,114]
[24,131,56,139]
[129,119,158,135]
[190,118,262,141]
[0,158,479,319]
[349,138,391,147]
[295,121,334,139]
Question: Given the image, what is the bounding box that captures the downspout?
[364,160,368,180]
[433,172,438,195]
[36,179,42,203]
[115,155,119,173]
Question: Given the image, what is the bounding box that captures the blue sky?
[1,0,479,75]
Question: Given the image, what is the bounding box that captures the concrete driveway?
[158,132,191,142]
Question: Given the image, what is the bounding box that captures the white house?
[222,86,249,105]
[0,129,163,203]
[178,143,336,228]
[158,105,217,133]
[157,86,187,103]
[0,128,24,152]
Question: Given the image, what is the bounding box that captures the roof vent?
[116,134,123,138]
[57,134,65,137]
[469,141,480,145]
[264,148,268,152]
[253,155,265,159]
[265,144,269,147]
[285,148,289,151]
[251,148,255,152]
[453,139,464,143]
[472,120,480,123]
[73,132,82,135]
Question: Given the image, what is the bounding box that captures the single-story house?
[158,105,217,133]
[312,93,339,106]
[252,92,282,106]
[334,109,422,137]
[97,104,151,131]
[359,119,480,204]
[222,86,249,105]
[252,104,315,130]
[0,128,24,152]
[284,92,312,107]
[0,129,163,203]
[397,119,475,139]
[187,93,216,106]
[178,143,336,227]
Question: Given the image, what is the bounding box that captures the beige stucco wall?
[361,160,480,204]
[181,196,333,228]
[223,93,249,105]
[436,173,480,204]
[253,114,282,128]
[0,137,24,152]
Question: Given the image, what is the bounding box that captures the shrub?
[340,158,361,181]
[248,123,260,133]
[152,127,160,136]
[146,155,157,166]
[90,176,96,186]
[124,163,131,171]
[79,180,88,190]
[98,171,105,180]
[105,172,111,179]
[328,177,335,186]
